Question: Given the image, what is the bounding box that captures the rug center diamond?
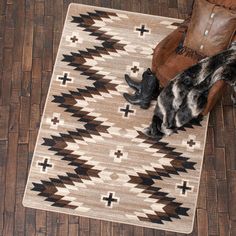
[23,4,208,234]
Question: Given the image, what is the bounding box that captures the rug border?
[22,3,206,234]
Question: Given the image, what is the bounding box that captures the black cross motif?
[187,139,196,147]
[70,35,78,43]
[114,150,123,158]
[136,25,150,36]
[58,73,72,85]
[38,159,52,172]
[177,181,192,195]
[51,117,60,125]
[120,104,134,118]
[131,65,139,73]
[102,192,118,207]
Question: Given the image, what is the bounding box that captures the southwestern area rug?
[23,3,209,234]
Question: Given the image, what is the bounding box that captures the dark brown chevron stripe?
[71,11,127,53]
[32,180,78,209]
[52,92,110,136]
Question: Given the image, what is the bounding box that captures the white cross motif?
[56,72,74,87]
[101,191,120,208]
[182,135,201,152]
[126,62,144,78]
[175,179,194,197]
[66,32,83,46]
[109,146,128,163]
[134,24,151,38]
[46,113,64,130]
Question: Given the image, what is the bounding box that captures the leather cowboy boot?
[124,74,141,92]
[124,68,156,91]
[123,68,159,109]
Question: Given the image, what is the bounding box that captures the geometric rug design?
[23,4,208,234]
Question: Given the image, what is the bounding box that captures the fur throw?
[147,42,236,138]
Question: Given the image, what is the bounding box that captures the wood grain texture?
[0,0,235,235]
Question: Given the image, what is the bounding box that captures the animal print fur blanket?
[146,42,236,138]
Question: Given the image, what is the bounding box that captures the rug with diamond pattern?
[23,3,209,234]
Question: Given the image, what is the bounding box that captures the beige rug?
[23,3,208,234]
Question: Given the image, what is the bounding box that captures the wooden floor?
[0,0,235,235]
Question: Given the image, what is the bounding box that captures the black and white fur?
[147,42,236,138]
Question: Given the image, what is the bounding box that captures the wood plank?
[188,215,198,236]
[68,215,79,236]
[30,104,40,131]
[0,0,6,15]
[4,27,14,48]
[31,58,42,105]
[53,31,61,64]
[40,71,51,114]
[111,0,121,10]
[25,208,36,236]
[10,62,22,104]
[56,214,69,236]
[223,106,235,130]
[228,171,236,220]
[197,169,207,209]
[222,86,233,106]
[144,228,155,236]
[120,0,132,11]
[19,96,31,144]
[197,209,208,236]
[79,217,90,236]
[89,219,101,236]
[100,220,112,236]
[224,131,236,171]
[206,170,218,236]
[131,0,141,13]
[0,15,6,40]
[12,0,25,63]
[29,130,38,159]
[46,212,58,236]
[168,0,178,9]
[42,16,53,72]
[154,229,165,236]
[0,36,3,74]
[3,48,13,72]
[133,226,143,236]
[230,220,236,236]
[213,106,225,148]
[218,212,229,236]
[34,0,45,26]
[0,140,7,235]
[33,26,44,58]
[53,0,63,33]
[204,127,214,156]
[14,144,28,236]
[22,1,34,72]
[164,230,177,236]
[5,3,14,28]
[1,69,12,105]
[44,0,54,16]
[35,210,47,236]
[21,71,31,97]
[122,223,134,236]
[112,222,121,236]
[0,106,10,140]
[215,148,226,180]
[217,179,229,213]
[2,132,18,236]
